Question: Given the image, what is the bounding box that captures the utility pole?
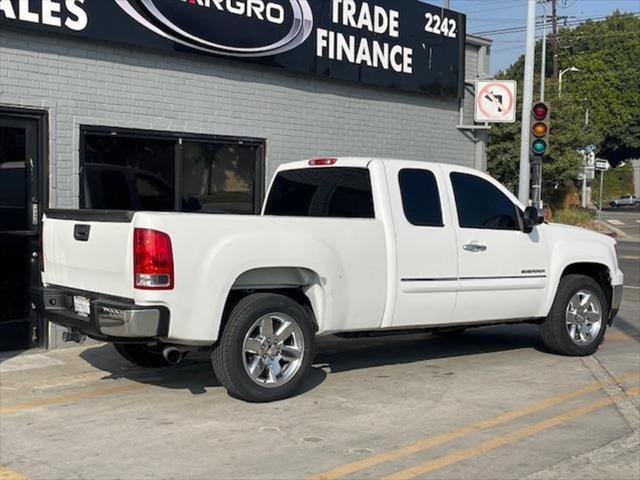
[584,99,591,207]
[579,145,596,208]
[551,0,558,82]
[598,168,605,220]
[532,0,549,209]
[540,0,548,101]
[518,0,537,204]
[582,151,593,208]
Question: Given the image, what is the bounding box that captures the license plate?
[73,296,91,318]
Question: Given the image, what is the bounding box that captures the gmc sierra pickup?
[38,158,623,402]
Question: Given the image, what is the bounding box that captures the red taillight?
[133,228,174,290]
[309,157,337,166]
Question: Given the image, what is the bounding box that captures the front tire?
[211,293,315,402]
[539,274,607,356]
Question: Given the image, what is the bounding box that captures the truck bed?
[43,209,388,343]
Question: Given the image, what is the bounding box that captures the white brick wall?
[0,29,487,209]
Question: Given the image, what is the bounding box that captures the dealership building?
[0,0,491,352]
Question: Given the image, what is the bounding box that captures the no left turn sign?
[475,80,517,123]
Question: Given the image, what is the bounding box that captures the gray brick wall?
[0,29,488,210]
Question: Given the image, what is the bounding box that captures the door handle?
[74,224,91,242]
[463,242,487,252]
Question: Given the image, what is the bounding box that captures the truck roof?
[277,157,481,176]
[275,157,523,209]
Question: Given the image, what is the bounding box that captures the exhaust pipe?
[162,347,183,365]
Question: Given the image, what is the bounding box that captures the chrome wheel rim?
[242,313,304,388]
[565,289,603,346]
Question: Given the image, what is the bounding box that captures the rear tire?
[539,274,607,356]
[211,293,315,403]
[113,343,172,368]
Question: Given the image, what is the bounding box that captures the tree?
[487,12,640,208]
[601,113,640,164]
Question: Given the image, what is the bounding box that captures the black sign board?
[0,0,466,97]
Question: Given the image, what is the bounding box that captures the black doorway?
[0,111,45,352]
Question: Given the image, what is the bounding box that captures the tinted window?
[135,175,174,211]
[265,168,375,218]
[181,142,257,214]
[98,170,132,210]
[82,130,264,214]
[450,172,519,230]
[399,169,443,227]
[83,134,175,211]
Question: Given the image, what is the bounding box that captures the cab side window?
[398,169,443,227]
[450,172,519,230]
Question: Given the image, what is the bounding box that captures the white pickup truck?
[38,158,623,402]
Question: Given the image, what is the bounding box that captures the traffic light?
[530,102,550,157]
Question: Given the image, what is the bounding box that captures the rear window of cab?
[264,168,375,219]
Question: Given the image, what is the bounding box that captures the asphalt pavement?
[1,254,639,480]
[600,208,640,240]
[618,241,640,289]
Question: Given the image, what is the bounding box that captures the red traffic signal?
[532,103,549,120]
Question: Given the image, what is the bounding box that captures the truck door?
[385,162,459,327]
[446,170,549,323]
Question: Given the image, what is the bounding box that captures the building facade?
[0,1,491,351]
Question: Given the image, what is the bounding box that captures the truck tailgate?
[43,211,134,298]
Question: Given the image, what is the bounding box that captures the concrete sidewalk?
[523,430,640,480]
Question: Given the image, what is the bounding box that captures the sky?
[429,0,640,74]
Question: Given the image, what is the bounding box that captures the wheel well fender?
[544,261,613,317]
[220,266,324,333]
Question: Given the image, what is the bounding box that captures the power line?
[491,31,639,55]
[474,13,606,34]
[472,12,639,35]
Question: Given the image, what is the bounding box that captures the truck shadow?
[315,324,545,373]
[79,324,544,396]
[79,345,327,396]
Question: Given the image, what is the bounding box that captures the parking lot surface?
[1,256,639,480]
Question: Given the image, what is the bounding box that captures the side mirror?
[523,206,544,233]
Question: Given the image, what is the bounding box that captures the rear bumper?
[34,286,170,342]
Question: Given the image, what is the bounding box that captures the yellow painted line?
[32,372,167,392]
[307,370,640,480]
[384,386,640,480]
[620,256,640,260]
[0,383,148,415]
[0,466,28,480]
